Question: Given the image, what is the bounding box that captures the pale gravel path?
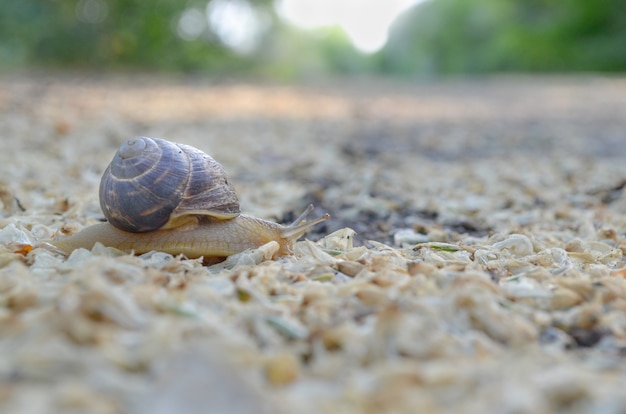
[0,74,625,413]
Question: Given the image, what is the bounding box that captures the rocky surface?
[1,73,626,413]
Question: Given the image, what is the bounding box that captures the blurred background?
[1,0,624,78]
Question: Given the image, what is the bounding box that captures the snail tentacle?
[280,205,330,240]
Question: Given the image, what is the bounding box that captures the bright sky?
[276,0,420,53]
[176,0,421,55]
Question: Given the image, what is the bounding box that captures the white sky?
[276,0,420,53]
[177,0,421,54]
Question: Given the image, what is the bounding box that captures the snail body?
[52,137,329,261]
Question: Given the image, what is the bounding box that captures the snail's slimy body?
[53,212,328,260]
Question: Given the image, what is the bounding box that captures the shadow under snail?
[52,137,329,262]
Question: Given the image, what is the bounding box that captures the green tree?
[381,0,626,75]
[0,0,274,72]
[255,22,372,79]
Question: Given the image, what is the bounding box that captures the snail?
[52,137,329,262]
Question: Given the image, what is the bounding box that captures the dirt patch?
[1,73,626,413]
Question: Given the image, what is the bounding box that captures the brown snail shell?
[99,137,240,233]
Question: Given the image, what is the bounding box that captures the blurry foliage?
[381,0,626,75]
[256,23,373,79]
[0,0,273,72]
[0,0,624,76]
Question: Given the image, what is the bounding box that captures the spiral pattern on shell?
[99,137,240,233]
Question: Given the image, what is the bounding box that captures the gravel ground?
[1,73,626,413]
